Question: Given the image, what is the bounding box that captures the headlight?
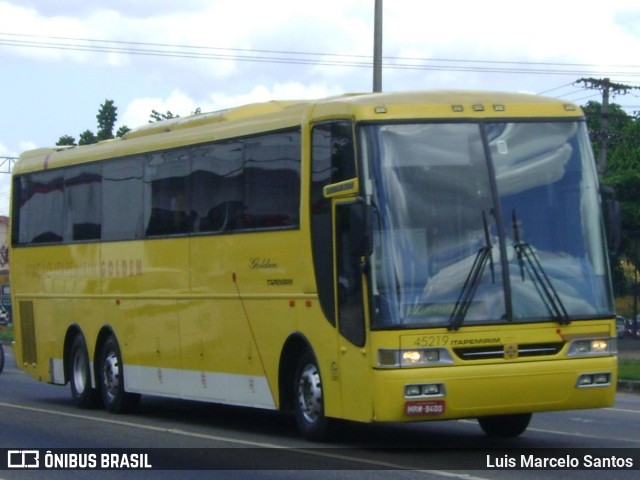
[405,383,445,397]
[378,348,454,368]
[576,372,612,388]
[567,338,616,357]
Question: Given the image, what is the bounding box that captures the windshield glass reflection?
[364,122,613,329]
[489,122,611,320]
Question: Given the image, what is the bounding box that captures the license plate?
[405,400,446,416]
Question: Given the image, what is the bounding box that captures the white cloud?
[17,141,37,153]
[0,3,99,64]
[0,141,12,216]
[120,89,198,130]
[2,0,640,155]
[121,82,342,131]
[207,82,341,111]
[0,140,32,158]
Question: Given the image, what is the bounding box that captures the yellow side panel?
[177,299,265,376]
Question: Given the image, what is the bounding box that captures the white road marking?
[0,402,489,478]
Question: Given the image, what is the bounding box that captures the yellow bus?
[10,91,617,440]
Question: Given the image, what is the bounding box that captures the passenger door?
[310,120,373,422]
[333,199,373,422]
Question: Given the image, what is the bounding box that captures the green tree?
[78,129,97,146]
[585,100,640,301]
[583,101,634,167]
[55,134,76,146]
[149,109,178,123]
[116,125,131,137]
[96,99,118,141]
[56,99,129,146]
[149,107,201,123]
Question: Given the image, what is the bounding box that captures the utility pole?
[0,157,17,174]
[373,0,383,93]
[575,77,637,176]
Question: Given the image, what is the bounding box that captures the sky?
[1,0,640,215]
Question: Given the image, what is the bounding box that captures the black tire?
[478,413,532,437]
[0,344,4,374]
[69,335,100,408]
[98,335,140,413]
[293,352,333,441]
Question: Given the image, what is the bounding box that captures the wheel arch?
[93,325,117,381]
[62,324,85,385]
[278,332,315,413]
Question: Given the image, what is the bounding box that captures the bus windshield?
[363,121,613,329]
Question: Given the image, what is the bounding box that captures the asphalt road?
[0,345,639,480]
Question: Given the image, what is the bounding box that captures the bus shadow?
[129,394,546,450]
[31,382,563,451]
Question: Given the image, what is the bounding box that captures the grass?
[0,325,12,344]
[618,359,640,382]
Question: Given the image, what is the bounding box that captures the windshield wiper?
[512,210,570,325]
[448,211,495,331]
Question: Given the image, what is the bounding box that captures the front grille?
[453,342,564,361]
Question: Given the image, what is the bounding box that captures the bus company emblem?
[249,258,278,270]
[504,343,518,360]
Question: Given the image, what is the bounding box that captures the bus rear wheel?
[293,352,332,441]
[98,335,140,413]
[69,335,100,408]
[478,413,532,437]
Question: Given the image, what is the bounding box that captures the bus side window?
[102,158,144,241]
[16,171,64,244]
[144,151,193,237]
[65,165,102,241]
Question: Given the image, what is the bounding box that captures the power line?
[3,31,640,78]
[563,92,602,103]
[537,82,577,95]
[4,32,640,70]
[575,78,640,175]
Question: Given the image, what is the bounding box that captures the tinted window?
[242,131,300,230]
[12,128,301,245]
[192,130,300,233]
[310,121,356,326]
[17,171,64,244]
[65,165,102,241]
[310,122,356,208]
[102,157,144,241]
[145,150,193,236]
[192,140,244,233]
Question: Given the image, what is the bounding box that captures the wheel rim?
[102,350,120,403]
[72,349,88,394]
[297,364,323,424]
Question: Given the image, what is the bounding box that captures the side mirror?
[349,200,374,258]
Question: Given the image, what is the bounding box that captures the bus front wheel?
[478,413,532,437]
[293,352,332,441]
[98,335,140,413]
[69,334,99,408]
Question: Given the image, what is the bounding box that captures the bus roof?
[14,90,583,175]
